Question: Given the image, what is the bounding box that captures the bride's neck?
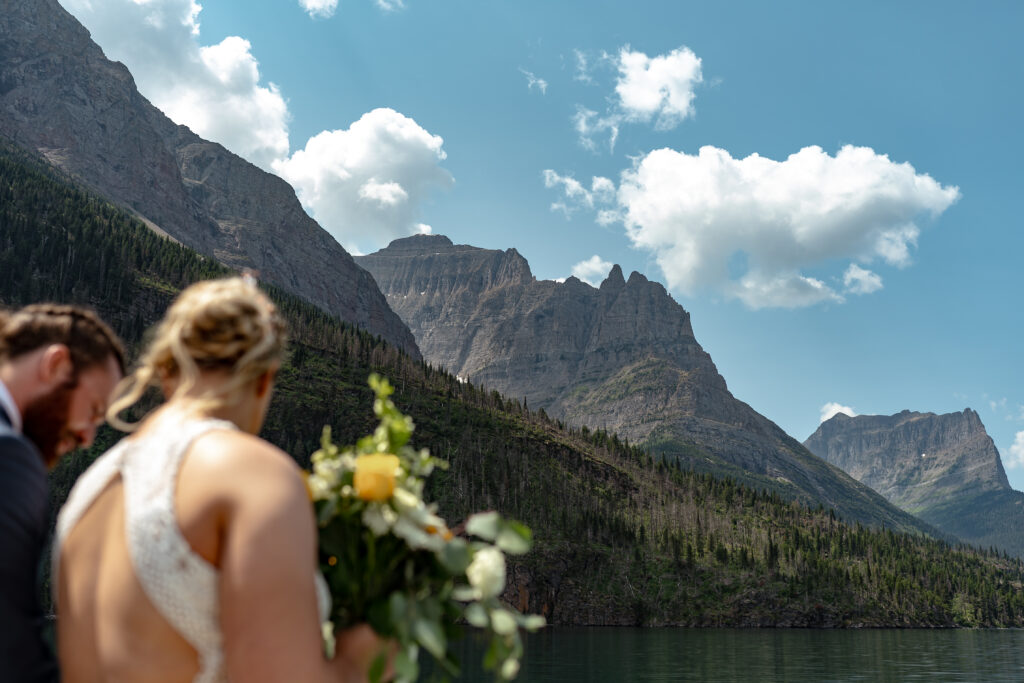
[159,371,267,435]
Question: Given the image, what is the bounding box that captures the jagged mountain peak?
[599,264,626,292]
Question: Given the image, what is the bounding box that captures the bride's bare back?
[58,474,201,682]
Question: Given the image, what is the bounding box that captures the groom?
[0,304,125,682]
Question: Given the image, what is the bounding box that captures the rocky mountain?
[0,0,419,357]
[356,234,936,534]
[805,410,1024,556]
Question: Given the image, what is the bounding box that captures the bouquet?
[306,374,545,682]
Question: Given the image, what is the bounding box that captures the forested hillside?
[3,141,1024,627]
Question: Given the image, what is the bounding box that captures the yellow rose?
[353,453,400,501]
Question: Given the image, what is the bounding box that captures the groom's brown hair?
[0,304,125,378]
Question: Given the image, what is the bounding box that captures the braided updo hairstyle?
[107,277,286,431]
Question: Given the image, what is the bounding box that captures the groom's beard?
[22,379,79,469]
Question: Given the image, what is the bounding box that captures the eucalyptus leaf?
[520,614,546,631]
[490,608,518,636]
[465,511,501,541]
[389,592,409,637]
[464,603,489,628]
[368,652,387,683]
[393,649,419,683]
[413,618,447,659]
[452,586,479,601]
[439,539,472,574]
[495,527,531,555]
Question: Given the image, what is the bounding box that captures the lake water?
[446,628,1024,682]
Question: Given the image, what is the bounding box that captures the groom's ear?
[37,344,73,386]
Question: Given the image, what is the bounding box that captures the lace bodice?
[55,416,331,683]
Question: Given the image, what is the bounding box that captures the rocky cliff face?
[357,235,935,534]
[805,410,1024,556]
[0,0,419,357]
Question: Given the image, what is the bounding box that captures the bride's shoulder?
[184,428,305,499]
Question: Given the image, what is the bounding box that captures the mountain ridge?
[0,0,420,357]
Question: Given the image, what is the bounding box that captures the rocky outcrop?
[805,410,1024,556]
[357,235,936,534]
[0,0,419,357]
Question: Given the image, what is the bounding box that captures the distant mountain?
[805,409,1024,556]
[0,0,419,357]
[356,234,935,534]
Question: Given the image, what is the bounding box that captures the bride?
[54,277,388,682]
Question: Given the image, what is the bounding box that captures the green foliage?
[3,141,1024,632]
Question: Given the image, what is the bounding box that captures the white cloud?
[62,0,290,169]
[574,45,702,150]
[843,263,884,295]
[820,402,857,423]
[615,46,702,129]
[571,255,614,286]
[375,0,406,10]
[1005,431,1024,469]
[519,68,549,94]
[274,108,453,254]
[611,144,960,308]
[299,0,338,18]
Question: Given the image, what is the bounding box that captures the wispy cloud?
[375,0,406,12]
[542,170,615,218]
[573,49,594,83]
[843,264,883,295]
[571,255,614,286]
[299,0,338,18]
[1005,431,1024,469]
[519,68,549,94]
[820,402,857,423]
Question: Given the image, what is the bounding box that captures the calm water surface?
[448,628,1024,682]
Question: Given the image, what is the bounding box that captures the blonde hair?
[108,277,286,430]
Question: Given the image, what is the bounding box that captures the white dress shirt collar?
[0,378,23,433]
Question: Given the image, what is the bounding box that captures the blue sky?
[60,0,1024,487]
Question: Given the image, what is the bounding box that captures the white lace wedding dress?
[55,416,330,683]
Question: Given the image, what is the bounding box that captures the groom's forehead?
[74,356,123,409]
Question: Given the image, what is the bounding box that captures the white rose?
[466,547,506,600]
[306,473,333,501]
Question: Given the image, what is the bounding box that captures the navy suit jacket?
[0,405,60,682]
